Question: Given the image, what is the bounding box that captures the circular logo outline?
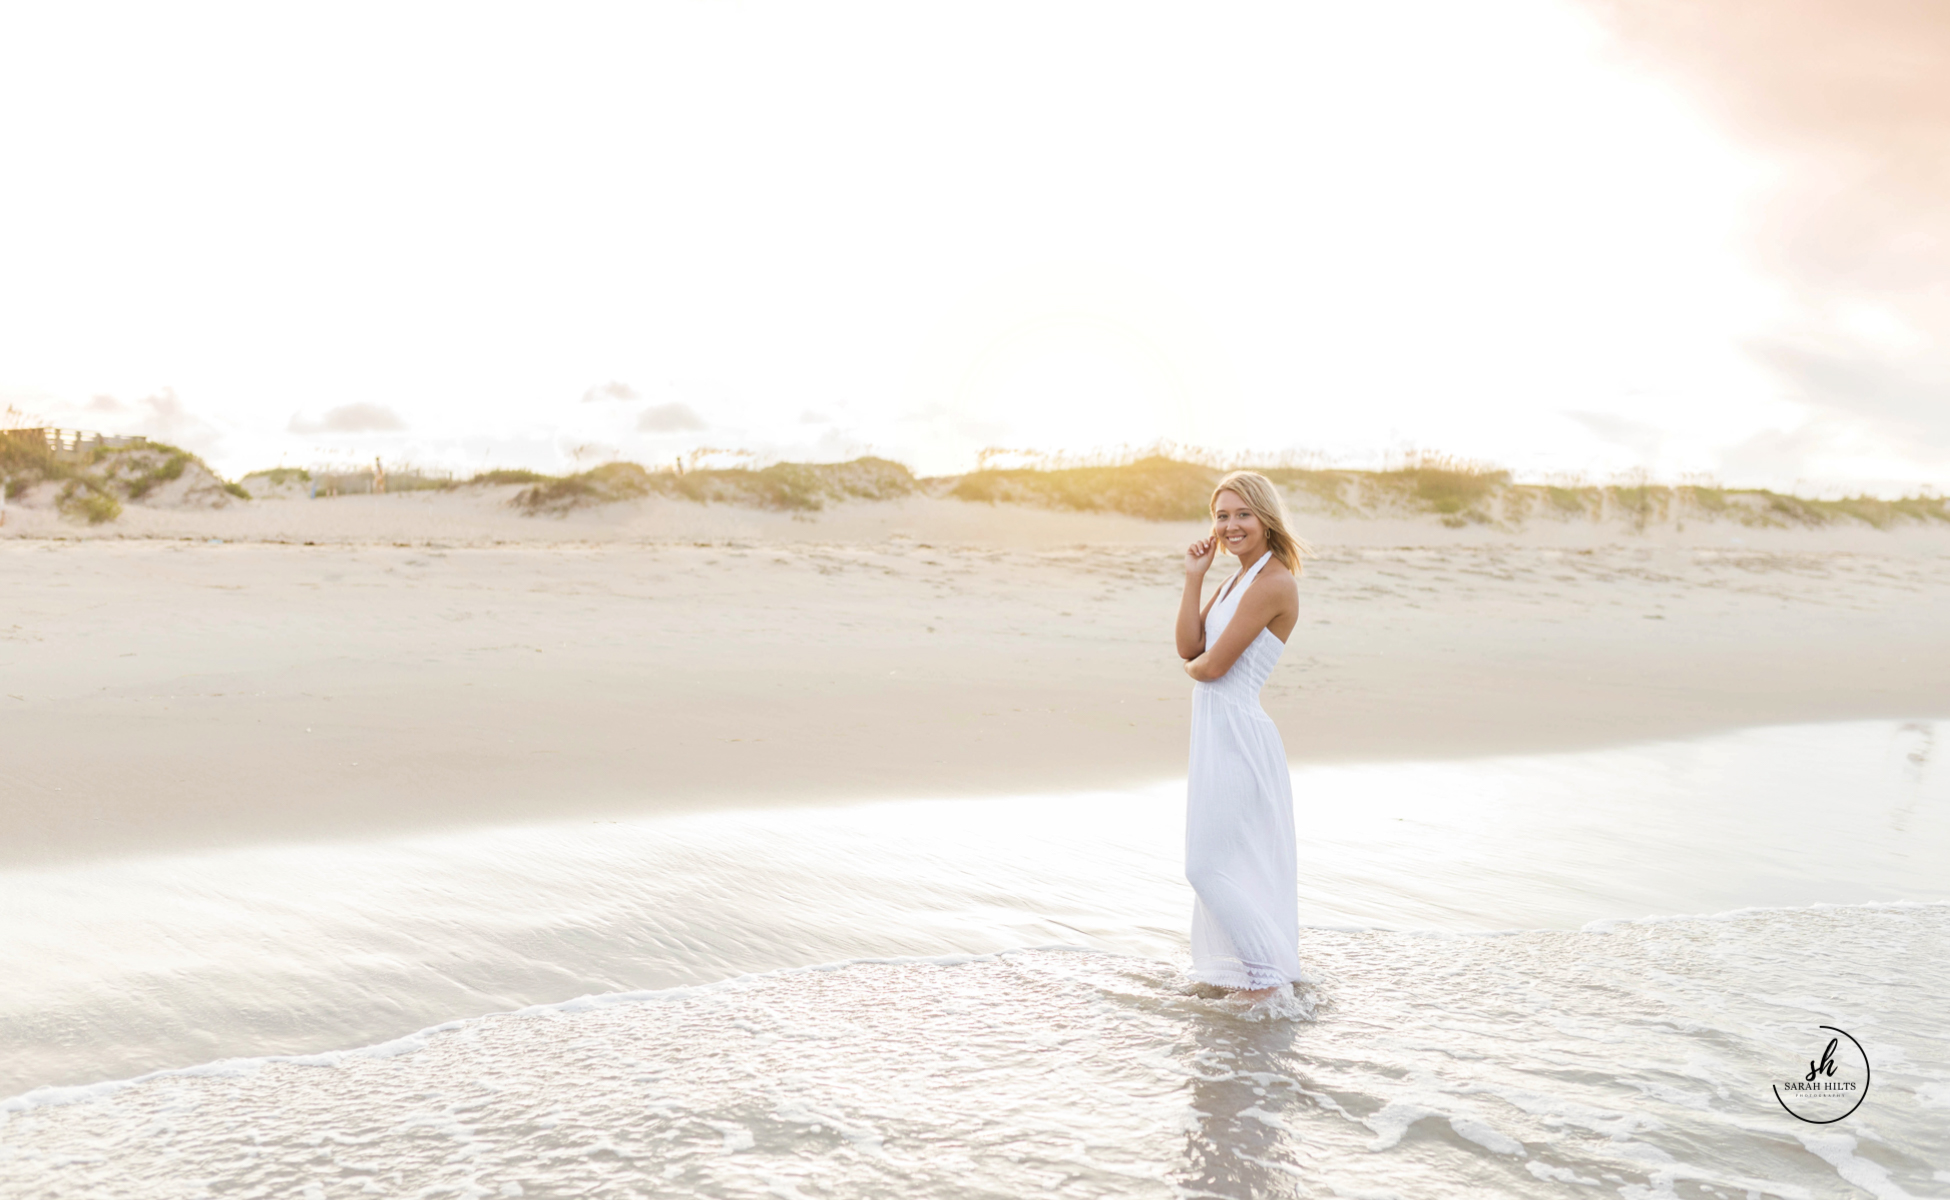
[1774,1025,1871,1124]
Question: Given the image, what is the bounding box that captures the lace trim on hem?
[1188,963,1297,990]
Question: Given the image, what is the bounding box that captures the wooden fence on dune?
[1,428,149,464]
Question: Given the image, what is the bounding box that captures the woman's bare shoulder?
[1261,561,1301,602]
[1240,559,1299,606]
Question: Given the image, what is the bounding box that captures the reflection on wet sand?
[1177,1017,1310,1198]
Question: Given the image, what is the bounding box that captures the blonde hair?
[1210,470,1310,574]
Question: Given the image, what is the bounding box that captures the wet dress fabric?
[1186,552,1304,990]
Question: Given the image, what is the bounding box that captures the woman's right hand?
[1185,536,1217,578]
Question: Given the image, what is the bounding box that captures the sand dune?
[6,450,1948,549]
[3,492,1946,866]
[8,481,1950,548]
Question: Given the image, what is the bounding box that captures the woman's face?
[1211,490,1266,558]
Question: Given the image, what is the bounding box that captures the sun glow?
[0,0,1937,492]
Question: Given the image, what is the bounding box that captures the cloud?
[799,409,830,424]
[582,380,638,403]
[1583,0,1950,463]
[1584,1,1950,274]
[139,389,197,433]
[289,403,408,434]
[107,389,224,454]
[637,402,706,432]
[1715,423,1832,489]
[564,441,622,466]
[1750,339,1950,449]
[142,390,187,420]
[1566,411,1664,461]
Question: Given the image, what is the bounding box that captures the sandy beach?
[5,490,1947,866]
[6,490,1948,1200]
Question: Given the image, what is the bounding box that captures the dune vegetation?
[946,456,1219,521]
[2,432,126,524]
[481,449,1948,532]
[507,457,918,515]
[935,453,1950,531]
[1,432,252,523]
[241,467,312,487]
[8,426,1945,534]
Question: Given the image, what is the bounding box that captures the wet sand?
[4,496,1947,865]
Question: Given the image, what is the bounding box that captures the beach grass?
[2,433,67,498]
[467,468,555,487]
[512,456,917,515]
[943,452,1524,526]
[56,480,123,524]
[110,446,191,500]
[2,430,122,521]
[11,430,1947,534]
[942,454,1950,532]
[946,455,1218,521]
[2,434,245,520]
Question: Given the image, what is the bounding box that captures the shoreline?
[3,716,1944,1107]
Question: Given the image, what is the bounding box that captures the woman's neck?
[1234,545,1266,573]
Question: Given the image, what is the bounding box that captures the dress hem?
[1187,963,1300,990]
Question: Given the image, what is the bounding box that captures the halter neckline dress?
[1186,551,1304,990]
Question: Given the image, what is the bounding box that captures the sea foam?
[3,907,1944,1199]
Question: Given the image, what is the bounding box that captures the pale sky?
[1,1,1942,493]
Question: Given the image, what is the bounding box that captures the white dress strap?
[1216,552,1272,608]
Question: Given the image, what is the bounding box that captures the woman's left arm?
[1184,574,1295,682]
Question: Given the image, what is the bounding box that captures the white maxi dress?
[1186,552,1304,990]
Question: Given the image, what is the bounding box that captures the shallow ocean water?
[2,719,1946,1197]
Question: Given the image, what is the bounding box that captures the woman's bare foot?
[1235,986,1277,1002]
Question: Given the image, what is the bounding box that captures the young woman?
[1174,470,1306,1001]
